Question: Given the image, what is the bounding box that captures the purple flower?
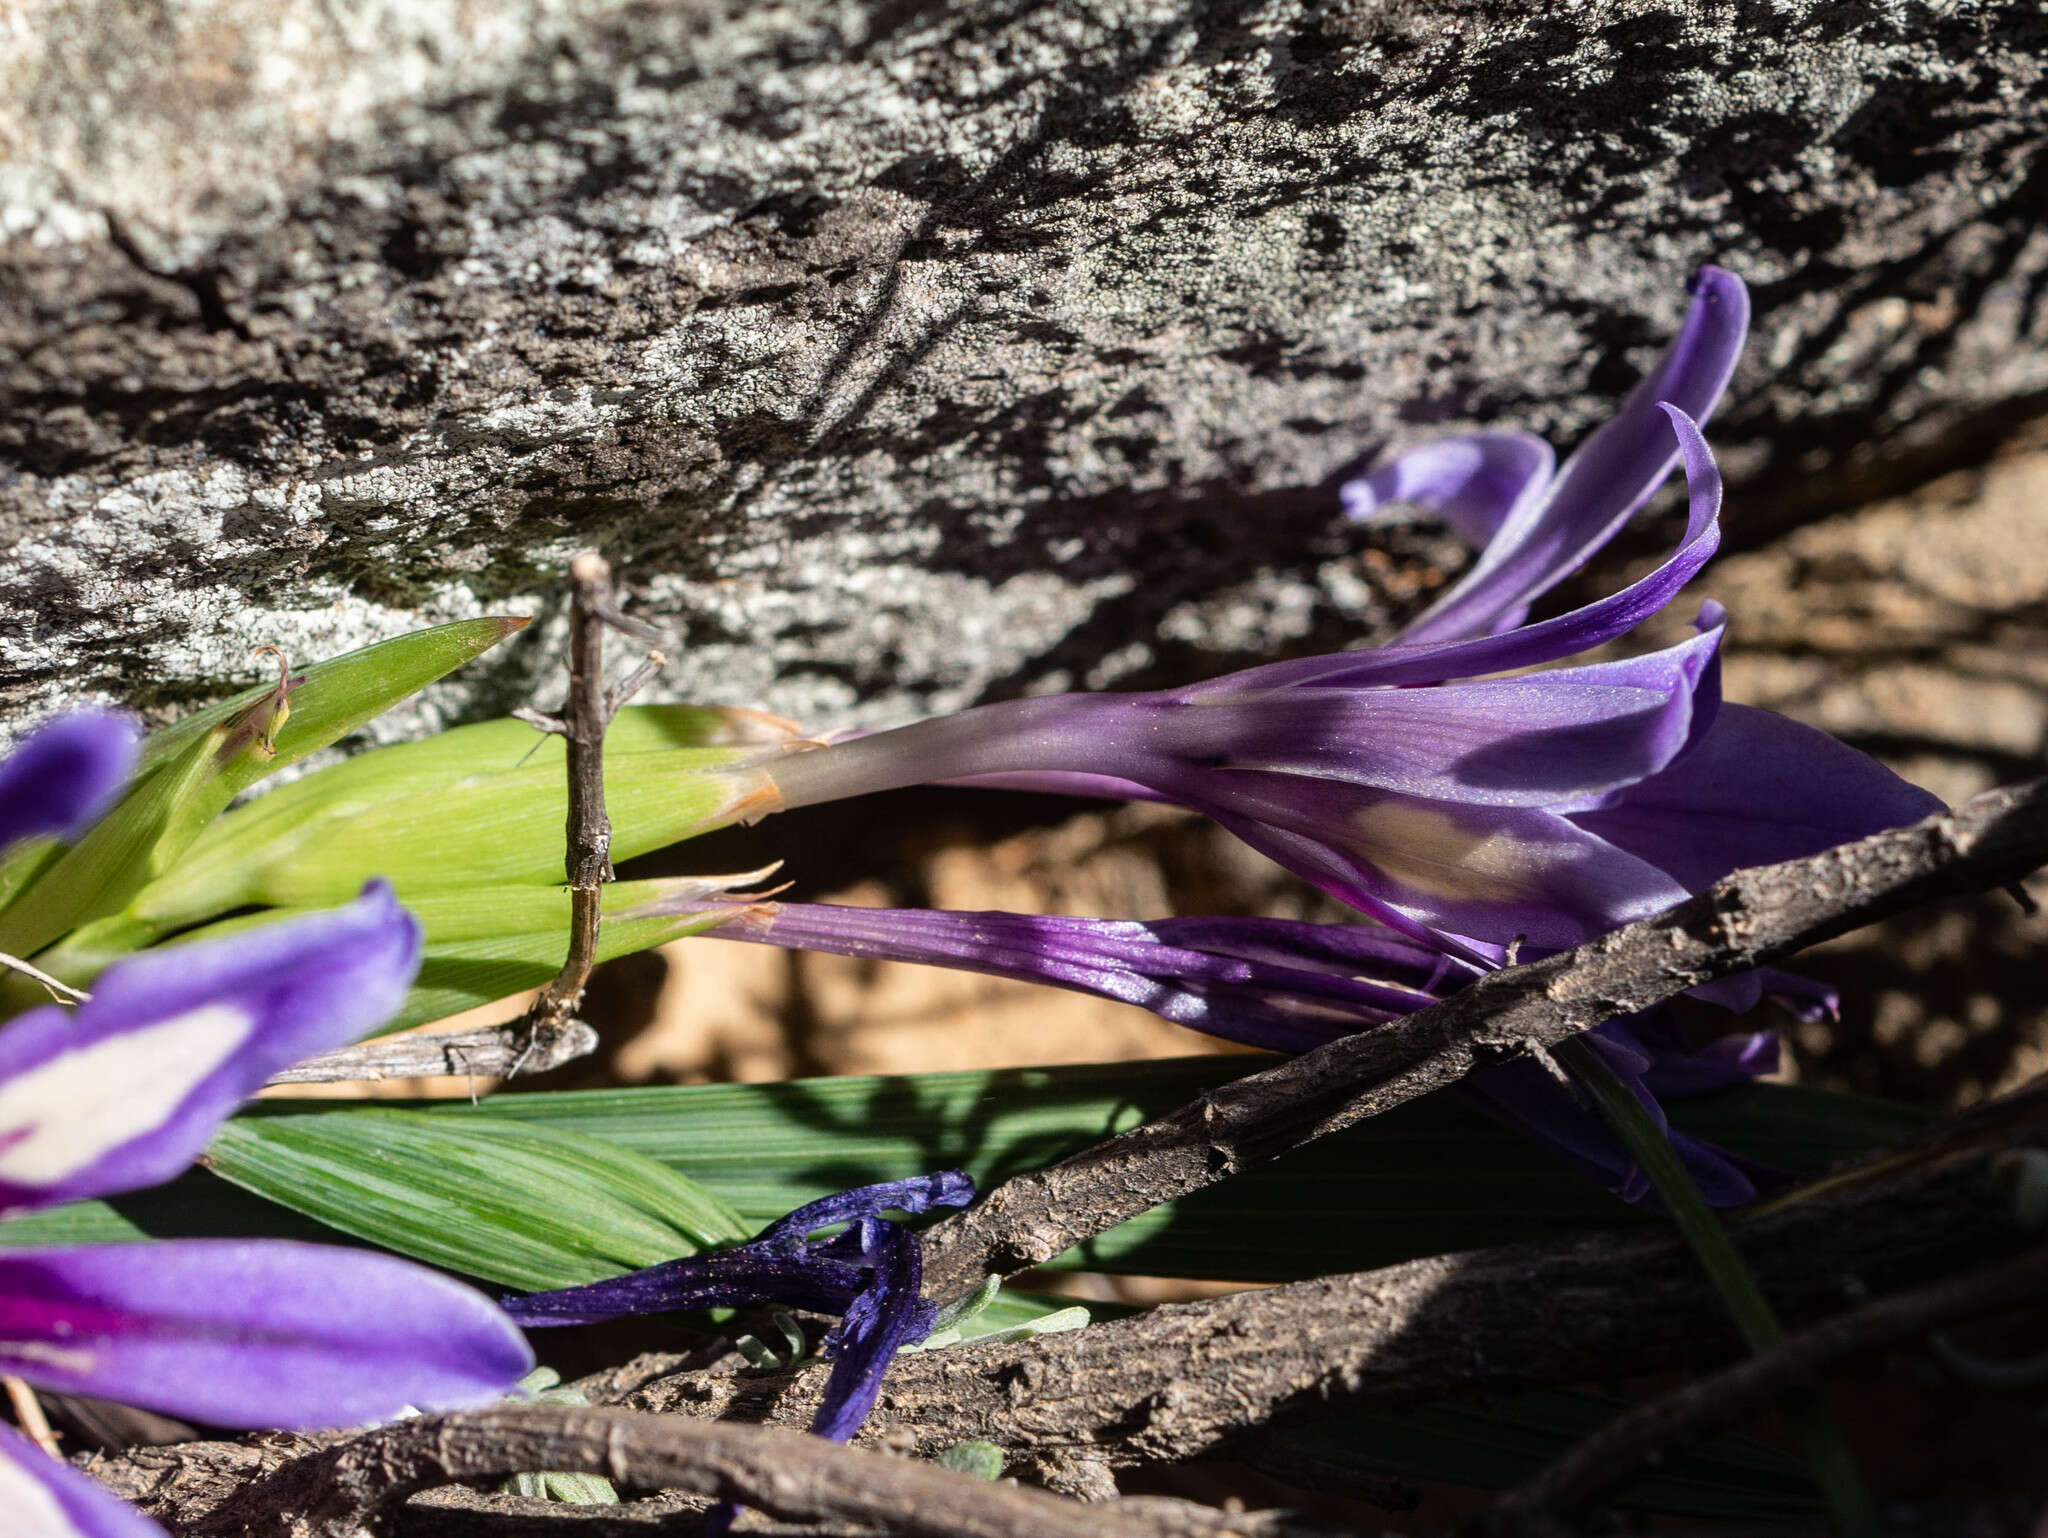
[700,900,1785,1204]
[0,713,139,854]
[759,265,1940,952]
[0,719,533,1537]
[505,1172,973,1530]
[764,410,1728,951]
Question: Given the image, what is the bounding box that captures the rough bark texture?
[5,0,2046,734]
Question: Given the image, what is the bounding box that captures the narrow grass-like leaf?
[206,1111,750,1290]
[133,618,531,787]
[0,618,528,958]
[430,1062,1922,1278]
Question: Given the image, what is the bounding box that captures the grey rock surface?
[4,0,2045,738]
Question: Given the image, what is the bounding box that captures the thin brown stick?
[520,553,667,1037]
[178,1403,1335,1538]
[527,553,618,1028]
[919,778,2048,1303]
[263,1021,598,1085]
[1490,1243,2048,1525]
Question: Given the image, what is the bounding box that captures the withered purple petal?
[1342,429,1555,565]
[503,1249,872,1327]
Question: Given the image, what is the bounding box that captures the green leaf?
[424,1063,1923,1280]
[0,618,528,958]
[125,707,781,933]
[134,618,532,788]
[1,1065,1921,1294]
[0,720,227,957]
[936,1443,1005,1480]
[1272,1389,1820,1520]
[205,1111,751,1290]
[39,877,759,1034]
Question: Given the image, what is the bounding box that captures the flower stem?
[1554,1036,1878,1536]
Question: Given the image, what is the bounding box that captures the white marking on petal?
[1360,801,1544,903]
[0,1447,83,1536]
[0,1004,255,1188]
[0,1340,100,1375]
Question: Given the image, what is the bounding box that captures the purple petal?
[728,903,1434,1053]
[1395,266,1748,645]
[1683,964,1834,1021]
[811,1223,933,1444]
[504,1249,873,1328]
[1210,403,1725,694]
[1567,703,1946,892]
[0,883,422,1214]
[1463,1038,1761,1207]
[1342,430,1555,562]
[0,712,140,855]
[1186,778,1691,949]
[1141,623,1720,810]
[0,1240,531,1429]
[1638,1029,1781,1097]
[0,1424,167,1538]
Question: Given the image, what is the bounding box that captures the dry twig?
[177,1404,1341,1538]
[1490,1242,2048,1524]
[575,1087,2048,1465]
[516,552,666,1038]
[263,1021,598,1085]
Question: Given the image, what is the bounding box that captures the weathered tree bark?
[4,0,2045,731]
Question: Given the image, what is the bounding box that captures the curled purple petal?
[1638,1029,1780,1098]
[1462,1036,1762,1208]
[1343,430,1555,561]
[0,1423,167,1538]
[1211,403,1726,694]
[0,882,422,1213]
[0,712,140,855]
[1142,625,1720,809]
[1395,266,1747,645]
[1188,779,1690,949]
[0,1240,532,1429]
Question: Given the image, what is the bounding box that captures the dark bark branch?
[580,1088,2048,1469]
[174,1404,1339,1538]
[263,1021,599,1085]
[919,779,2048,1304]
[1489,1242,2048,1526]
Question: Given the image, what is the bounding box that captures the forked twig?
[519,553,666,1044]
